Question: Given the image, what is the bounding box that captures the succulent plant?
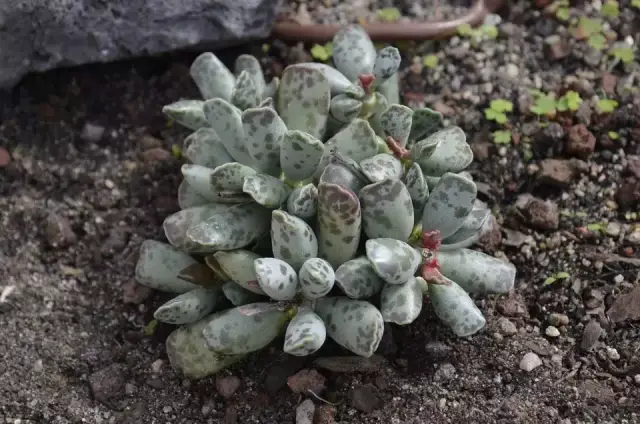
[134,39,517,380]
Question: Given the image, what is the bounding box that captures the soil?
[1,1,640,423]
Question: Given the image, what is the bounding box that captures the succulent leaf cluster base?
[136,25,517,379]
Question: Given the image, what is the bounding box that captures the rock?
[533,122,564,156]
[548,313,569,327]
[471,141,491,161]
[433,363,456,381]
[514,194,559,231]
[625,156,640,179]
[45,213,77,248]
[88,364,127,403]
[296,399,315,424]
[497,294,528,318]
[634,375,640,385]
[605,222,622,237]
[545,326,560,337]
[122,281,152,305]
[0,147,11,167]
[314,405,337,424]
[313,355,387,373]
[626,229,640,244]
[287,369,326,395]
[519,352,542,372]
[80,123,105,143]
[101,227,129,256]
[497,317,518,336]
[566,124,596,159]
[600,73,617,95]
[615,180,640,210]
[216,375,241,398]
[607,286,640,323]
[0,0,280,88]
[141,147,172,163]
[139,135,163,150]
[537,158,577,186]
[606,347,620,360]
[546,36,570,60]
[584,289,604,309]
[580,320,602,352]
[349,385,382,413]
[264,356,306,394]
[424,341,453,361]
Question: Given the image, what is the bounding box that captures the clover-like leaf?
[287,183,318,220]
[414,127,473,176]
[242,106,286,176]
[428,278,486,337]
[163,100,209,130]
[441,208,491,249]
[202,303,288,354]
[373,46,401,86]
[403,162,429,220]
[408,107,444,144]
[186,203,271,250]
[234,54,266,98]
[360,179,414,241]
[277,64,330,140]
[242,174,291,208]
[178,180,210,209]
[163,204,234,252]
[271,210,319,271]
[332,25,377,82]
[254,258,299,301]
[299,257,335,299]
[166,316,245,379]
[183,128,234,169]
[209,250,265,295]
[330,94,363,124]
[410,135,441,165]
[222,281,265,306]
[360,153,403,182]
[231,70,262,111]
[365,238,421,285]
[315,297,384,357]
[281,130,324,182]
[189,52,235,101]
[334,256,385,299]
[135,240,202,293]
[421,172,477,239]
[380,104,413,147]
[380,277,423,325]
[321,118,379,168]
[317,183,362,268]
[296,62,365,97]
[203,98,254,165]
[284,308,327,356]
[436,248,516,295]
[154,288,220,325]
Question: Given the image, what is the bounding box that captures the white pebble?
[545,326,560,337]
[613,274,624,283]
[519,352,542,372]
[606,347,620,361]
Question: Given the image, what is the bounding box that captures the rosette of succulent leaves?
[136,26,517,379]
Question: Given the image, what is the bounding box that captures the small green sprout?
[543,271,570,286]
[556,90,583,112]
[310,43,333,62]
[548,0,570,21]
[596,98,618,113]
[423,54,439,69]
[376,7,401,22]
[556,6,570,21]
[492,130,512,144]
[144,319,158,336]
[633,0,640,8]
[480,24,499,39]
[609,46,635,64]
[601,0,620,19]
[171,144,182,159]
[456,23,474,37]
[262,44,271,53]
[530,92,557,117]
[575,17,603,38]
[484,99,513,124]
[588,33,607,51]
[586,222,607,232]
[608,131,619,140]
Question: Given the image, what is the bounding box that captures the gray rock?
[519,352,542,372]
[0,0,280,88]
[88,363,127,403]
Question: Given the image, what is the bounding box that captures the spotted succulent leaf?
[202,304,288,354]
[271,210,319,271]
[441,208,491,249]
[298,257,335,299]
[296,62,365,97]
[421,172,477,239]
[436,248,516,295]
[360,179,414,241]
[283,308,327,356]
[323,118,379,164]
[259,97,275,109]
[365,238,421,285]
[380,104,413,147]
[183,128,234,169]
[242,174,291,208]
[231,70,262,111]
[189,52,235,101]
[367,92,390,136]
[222,281,265,306]
[409,107,444,144]
[428,278,486,337]
[203,98,254,165]
[209,250,265,295]
[380,277,423,325]
[254,258,299,301]
[317,183,362,268]
[331,25,377,82]
[163,204,234,252]
[410,135,440,166]
[360,153,403,182]
[281,130,325,182]
[372,46,401,86]
[178,180,210,209]
[378,73,400,106]
[234,54,266,97]
[242,106,286,176]
[403,162,429,221]
[315,297,383,357]
[318,154,370,194]
[286,183,318,220]
[334,256,385,299]
[211,162,257,193]
[163,100,209,130]
[330,94,363,124]
[414,127,473,176]
[154,288,220,325]
[135,240,202,293]
[277,64,330,140]
[263,78,279,100]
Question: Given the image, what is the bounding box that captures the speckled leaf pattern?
[298,257,335,299]
[428,278,486,337]
[286,184,318,220]
[365,238,421,285]
[317,183,362,268]
[372,46,401,85]
[330,94,363,124]
[203,98,254,165]
[154,288,219,325]
[186,203,271,250]
[403,163,429,221]
[162,100,209,130]
[277,65,330,140]
[281,130,324,182]
[314,297,384,357]
[181,164,220,201]
[441,208,490,248]
[409,107,444,144]
[271,210,319,271]
[323,118,379,164]
[380,104,413,147]
[378,73,400,106]
[421,172,477,239]
[254,258,299,301]
[359,179,414,241]
[436,248,516,295]
[367,93,389,136]
[318,155,369,194]
[297,62,365,97]
[380,277,423,325]
[334,256,385,299]
[189,52,235,101]
[178,180,209,209]
[242,107,286,176]
[414,127,473,176]
[183,128,234,169]
[211,162,257,193]
[163,204,234,252]
[202,304,287,354]
[234,54,266,97]
[242,174,290,208]
[283,309,327,356]
[166,316,245,379]
[135,240,202,293]
[259,97,275,109]
[410,135,441,167]
[231,70,261,111]
[331,25,377,82]
[360,153,403,182]
[210,250,265,295]
[222,281,265,306]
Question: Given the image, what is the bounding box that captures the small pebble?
[80,122,106,142]
[548,313,569,327]
[216,375,241,398]
[634,375,640,385]
[295,399,315,424]
[545,326,560,337]
[498,318,518,336]
[613,274,624,284]
[606,347,620,361]
[519,352,542,372]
